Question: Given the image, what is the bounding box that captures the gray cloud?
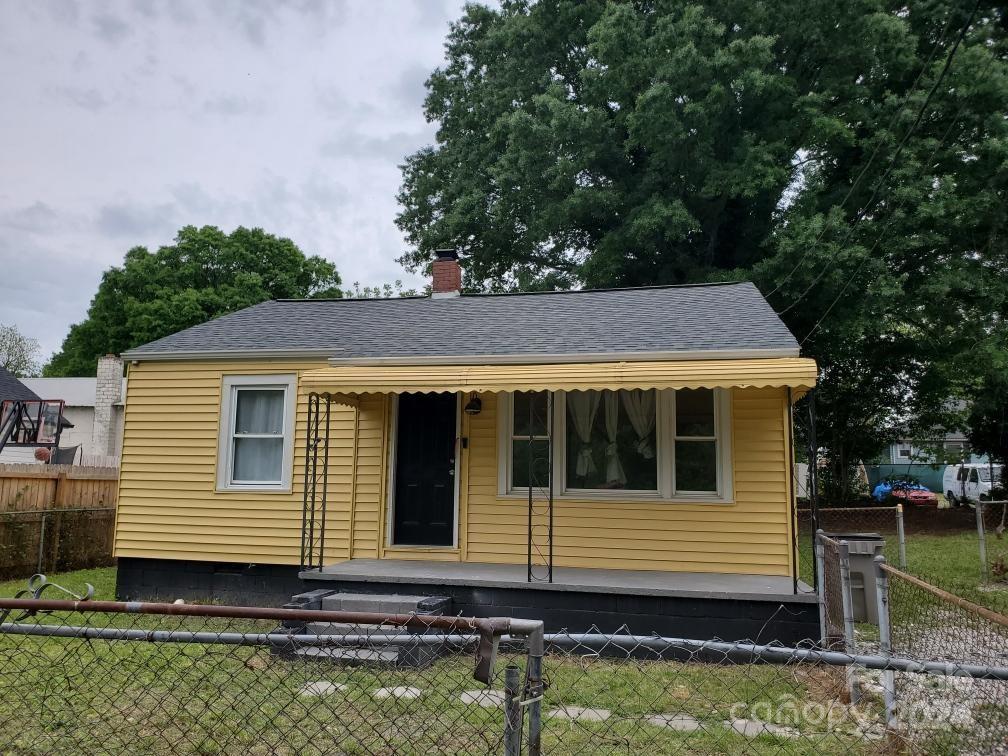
[92,11,132,44]
[202,94,267,116]
[47,85,109,111]
[0,202,61,233]
[388,63,431,113]
[96,203,179,240]
[0,0,462,360]
[320,129,433,164]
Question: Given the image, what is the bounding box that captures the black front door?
[392,392,457,546]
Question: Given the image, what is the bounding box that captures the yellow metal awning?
[301,357,817,398]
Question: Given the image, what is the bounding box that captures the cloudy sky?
[0,0,468,362]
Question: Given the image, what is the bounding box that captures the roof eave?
[329,347,800,367]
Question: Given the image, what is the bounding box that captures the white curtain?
[622,389,656,459]
[232,389,284,481]
[567,391,600,477]
[235,389,284,434]
[604,391,626,485]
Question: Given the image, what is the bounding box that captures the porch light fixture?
[464,393,482,415]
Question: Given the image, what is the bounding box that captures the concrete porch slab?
[299,559,816,604]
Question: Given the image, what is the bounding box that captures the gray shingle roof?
[0,367,40,401]
[123,282,799,361]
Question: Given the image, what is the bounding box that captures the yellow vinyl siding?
[462,386,793,576]
[115,359,373,565]
[117,360,797,578]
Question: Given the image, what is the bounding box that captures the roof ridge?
[274,280,750,303]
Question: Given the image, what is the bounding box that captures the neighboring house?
[887,434,986,465]
[22,355,126,466]
[113,252,820,641]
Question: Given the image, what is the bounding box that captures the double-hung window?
[217,375,296,492]
[500,387,731,501]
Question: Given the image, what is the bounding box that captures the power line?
[799,48,996,346]
[775,0,982,318]
[762,10,957,299]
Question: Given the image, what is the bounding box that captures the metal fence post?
[36,512,47,573]
[873,555,897,729]
[814,530,828,646]
[503,665,521,756]
[838,540,861,704]
[895,503,907,570]
[976,501,988,583]
[525,625,544,756]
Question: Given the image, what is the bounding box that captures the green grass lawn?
[0,565,994,753]
[0,608,884,756]
[0,565,118,601]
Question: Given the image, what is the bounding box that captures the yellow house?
[115,252,819,641]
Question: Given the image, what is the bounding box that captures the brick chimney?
[431,248,461,298]
[93,354,123,457]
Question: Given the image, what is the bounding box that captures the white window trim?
[497,389,733,503]
[216,374,297,493]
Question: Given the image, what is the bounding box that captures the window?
[565,389,658,492]
[969,468,980,484]
[898,448,912,459]
[673,388,718,493]
[499,388,731,501]
[510,391,551,489]
[217,375,296,492]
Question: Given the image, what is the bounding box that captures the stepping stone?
[724,718,800,739]
[298,681,347,697]
[373,686,422,700]
[646,713,703,732]
[547,706,611,722]
[460,690,507,708]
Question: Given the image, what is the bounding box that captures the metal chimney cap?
[435,248,458,261]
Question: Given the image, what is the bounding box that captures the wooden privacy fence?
[0,464,118,580]
[0,463,118,511]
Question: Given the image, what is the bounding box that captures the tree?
[44,226,342,376]
[344,280,422,298]
[397,0,1008,497]
[967,349,1008,467]
[0,323,41,377]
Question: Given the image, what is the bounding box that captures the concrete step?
[319,592,450,615]
[277,589,452,669]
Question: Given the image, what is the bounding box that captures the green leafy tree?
[44,226,342,376]
[397,0,1008,499]
[967,348,1008,467]
[0,323,41,377]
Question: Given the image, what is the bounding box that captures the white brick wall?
[93,355,123,457]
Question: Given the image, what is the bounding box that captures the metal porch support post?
[873,555,897,729]
[814,530,827,646]
[976,501,988,583]
[895,503,906,570]
[547,391,553,584]
[838,540,860,705]
[807,394,819,588]
[318,395,331,570]
[503,664,522,756]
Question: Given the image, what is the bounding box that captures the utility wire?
[799,48,996,346]
[775,0,982,317]
[762,11,957,299]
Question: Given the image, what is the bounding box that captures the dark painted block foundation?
[116,557,820,645]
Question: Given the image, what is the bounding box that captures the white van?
[943,463,1004,505]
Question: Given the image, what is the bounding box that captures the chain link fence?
[2,587,1007,754]
[977,500,1008,585]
